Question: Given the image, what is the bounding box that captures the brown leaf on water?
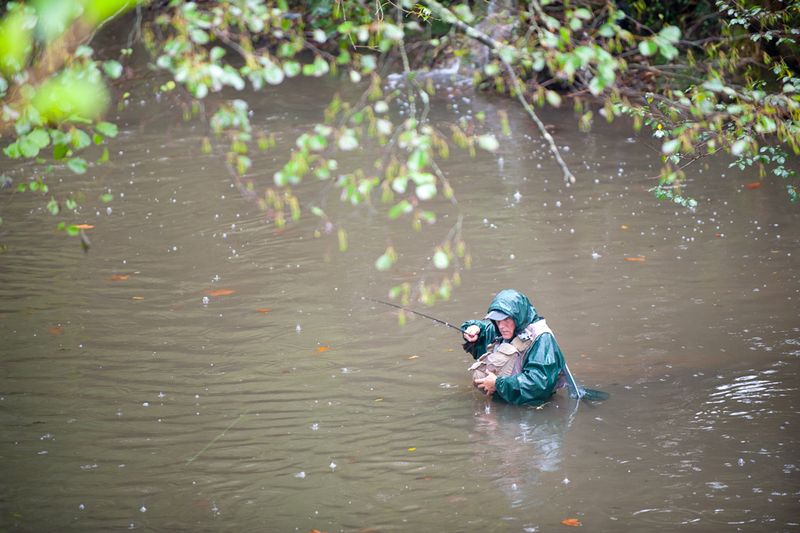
[309,529,328,533]
[74,224,94,230]
[131,296,144,300]
[415,475,433,481]
[205,288,235,296]
[744,181,762,190]
[316,346,331,353]
[407,355,419,360]
[256,308,272,314]
[620,224,629,230]
[191,499,210,509]
[48,326,64,336]
[110,274,130,281]
[561,518,582,527]
[624,256,646,262]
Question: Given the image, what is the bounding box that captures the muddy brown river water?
[1,71,798,532]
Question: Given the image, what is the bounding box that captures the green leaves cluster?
[0,0,135,237]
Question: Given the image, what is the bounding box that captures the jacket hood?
[486,289,538,335]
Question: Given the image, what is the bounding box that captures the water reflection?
[469,396,576,509]
[697,367,792,424]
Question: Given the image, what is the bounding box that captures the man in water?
[462,289,566,405]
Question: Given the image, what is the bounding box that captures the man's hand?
[463,324,480,343]
[474,372,497,396]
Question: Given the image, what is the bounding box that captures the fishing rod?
[365,296,609,401]
[365,297,466,333]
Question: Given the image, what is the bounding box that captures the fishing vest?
[468,319,554,383]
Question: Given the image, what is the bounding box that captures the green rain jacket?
[461,289,566,405]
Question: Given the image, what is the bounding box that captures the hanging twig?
[420,0,577,185]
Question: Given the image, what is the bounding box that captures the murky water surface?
[1,71,799,532]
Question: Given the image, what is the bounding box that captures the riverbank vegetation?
[1,0,798,304]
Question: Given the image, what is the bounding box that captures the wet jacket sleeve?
[494,333,563,405]
[460,319,496,360]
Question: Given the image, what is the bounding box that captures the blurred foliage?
[0,0,798,303]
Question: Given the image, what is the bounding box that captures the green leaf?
[662,139,680,155]
[103,60,123,79]
[338,129,359,151]
[453,4,475,23]
[658,25,681,43]
[65,224,80,237]
[477,134,499,152]
[100,193,113,203]
[190,29,209,44]
[375,250,396,271]
[3,142,21,159]
[19,137,40,158]
[0,7,34,76]
[210,46,226,61]
[657,42,679,61]
[408,149,428,171]
[283,61,301,77]
[264,62,285,85]
[545,90,562,107]
[433,249,449,269]
[71,129,91,150]
[27,129,50,148]
[598,23,615,38]
[96,121,118,137]
[416,182,437,200]
[638,40,658,56]
[46,197,59,215]
[388,200,412,219]
[53,144,68,160]
[67,157,88,174]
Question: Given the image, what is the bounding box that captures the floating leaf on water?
[205,289,235,296]
[256,308,272,314]
[110,274,129,281]
[74,224,94,230]
[620,224,629,230]
[374,398,383,402]
[48,326,64,336]
[131,296,144,300]
[316,346,331,353]
[561,518,582,527]
[624,256,646,262]
[407,447,416,452]
[407,355,419,360]
[744,181,762,190]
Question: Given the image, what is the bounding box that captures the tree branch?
[421,0,576,185]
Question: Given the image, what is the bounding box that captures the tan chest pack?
[468,320,553,383]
